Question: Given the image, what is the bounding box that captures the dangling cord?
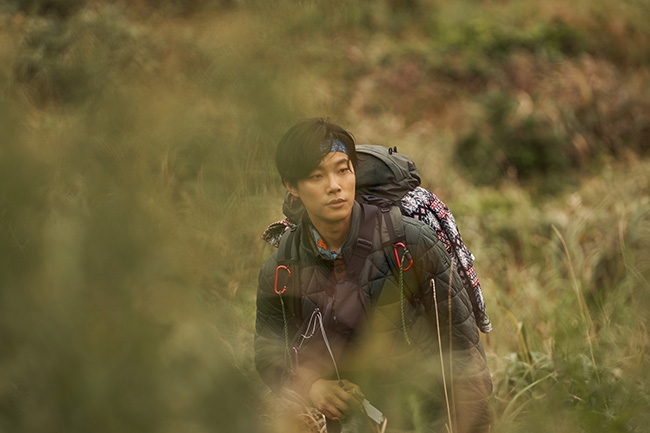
[299,309,343,384]
[279,294,294,371]
[303,309,387,432]
[398,252,412,345]
[432,278,454,433]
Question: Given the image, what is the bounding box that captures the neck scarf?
[308,224,340,260]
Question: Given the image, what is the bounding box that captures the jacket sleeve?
[409,220,493,433]
[254,254,324,399]
[254,253,291,392]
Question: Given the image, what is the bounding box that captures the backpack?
[262,145,492,336]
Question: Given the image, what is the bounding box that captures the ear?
[284,180,299,198]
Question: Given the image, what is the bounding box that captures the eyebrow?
[313,155,350,172]
[332,156,350,166]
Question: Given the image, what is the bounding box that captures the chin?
[330,206,354,221]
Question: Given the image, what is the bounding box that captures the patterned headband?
[320,139,348,155]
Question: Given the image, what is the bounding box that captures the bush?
[13,5,159,106]
[455,92,571,189]
[5,0,86,18]
[431,16,586,60]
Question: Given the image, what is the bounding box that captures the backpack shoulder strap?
[378,207,423,311]
[343,204,378,282]
[379,206,406,246]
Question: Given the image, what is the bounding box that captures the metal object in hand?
[362,399,385,425]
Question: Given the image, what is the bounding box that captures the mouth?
[327,198,346,206]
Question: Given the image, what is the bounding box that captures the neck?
[309,215,352,252]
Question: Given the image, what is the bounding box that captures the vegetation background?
[1,0,649,432]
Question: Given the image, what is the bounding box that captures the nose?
[326,173,341,193]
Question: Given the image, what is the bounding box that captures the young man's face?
[287,152,356,227]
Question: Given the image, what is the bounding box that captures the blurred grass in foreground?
[1,0,650,432]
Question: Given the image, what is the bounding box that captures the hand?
[308,379,365,420]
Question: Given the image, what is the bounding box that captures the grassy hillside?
[1,1,649,432]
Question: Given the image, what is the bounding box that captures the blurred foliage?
[7,0,86,18]
[456,91,570,190]
[455,58,650,191]
[1,0,650,432]
[10,4,166,106]
[430,16,586,59]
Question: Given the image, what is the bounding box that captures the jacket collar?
[300,201,362,262]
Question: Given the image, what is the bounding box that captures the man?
[255,118,492,432]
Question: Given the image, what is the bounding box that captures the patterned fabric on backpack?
[400,187,491,333]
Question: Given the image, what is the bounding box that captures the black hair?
[275,117,357,186]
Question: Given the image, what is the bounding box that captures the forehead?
[315,151,349,169]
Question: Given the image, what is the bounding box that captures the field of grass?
[1,0,649,432]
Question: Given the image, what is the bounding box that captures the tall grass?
[1,0,649,432]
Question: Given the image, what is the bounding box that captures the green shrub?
[455,92,571,189]
[431,16,585,60]
[13,5,159,106]
[4,0,86,18]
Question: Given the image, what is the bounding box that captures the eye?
[309,173,323,180]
